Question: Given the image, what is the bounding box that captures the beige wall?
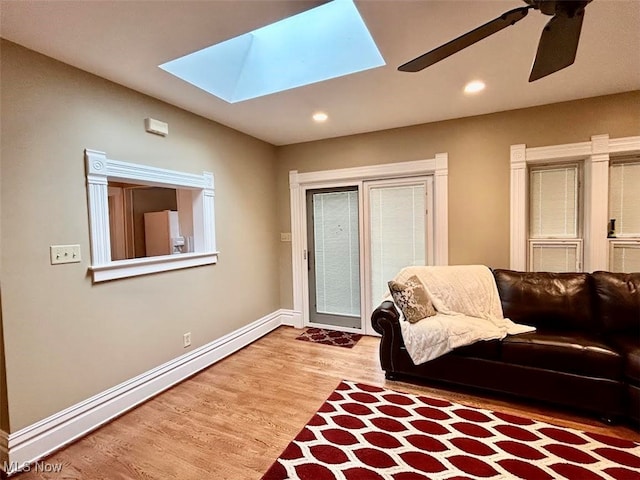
[0,41,280,431]
[1,37,638,434]
[275,91,640,308]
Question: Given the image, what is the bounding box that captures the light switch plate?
[50,244,81,265]
[280,232,292,242]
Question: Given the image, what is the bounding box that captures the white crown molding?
[609,135,640,155]
[525,141,592,164]
[86,150,209,189]
[291,158,437,186]
[1,310,296,476]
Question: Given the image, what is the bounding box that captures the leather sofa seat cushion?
[451,339,501,360]
[607,335,640,385]
[626,347,640,385]
[501,331,622,380]
[592,271,640,334]
[494,270,596,331]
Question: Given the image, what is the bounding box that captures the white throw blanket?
[394,265,535,365]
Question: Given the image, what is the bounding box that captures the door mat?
[295,327,362,348]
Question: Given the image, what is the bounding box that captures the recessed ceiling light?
[464,80,486,94]
[313,112,329,123]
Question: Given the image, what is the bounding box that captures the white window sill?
[89,252,219,283]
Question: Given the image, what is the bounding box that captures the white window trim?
[511,135,640,272]
[289,155,448,333]
[85,149,218,282]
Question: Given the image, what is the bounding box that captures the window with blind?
[369,182,426,310]
[528,164,582,272]
[609,160,640,273]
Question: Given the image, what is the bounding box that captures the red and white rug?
[261,380,640,480]
[295,328,362,349]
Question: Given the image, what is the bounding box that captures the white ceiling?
[1,0,639,146]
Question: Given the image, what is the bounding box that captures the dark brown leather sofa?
[372,269,640,425]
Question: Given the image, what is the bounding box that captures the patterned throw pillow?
[388,275,437,323]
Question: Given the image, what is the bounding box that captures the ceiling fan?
[398,0,592,82]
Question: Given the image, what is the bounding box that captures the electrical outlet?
[280,232,292,242]
[50,245,81,265]
[183,332,192,348]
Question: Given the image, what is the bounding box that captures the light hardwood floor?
[11,326,640,479]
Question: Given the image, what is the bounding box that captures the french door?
[304,177,433,334]
[307,187,362,329]
[363,178,433,326]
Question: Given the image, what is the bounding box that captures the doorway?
[362,177,432,323]
[303,177,433,333]
[290,156,448,335]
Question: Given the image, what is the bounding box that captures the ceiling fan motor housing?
[525,0,592,17]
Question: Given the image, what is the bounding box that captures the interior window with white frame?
[528,163,583,272]
[84,149,218,283]
[608,157,640,273]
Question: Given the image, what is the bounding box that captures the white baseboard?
[2,309,295,476]
[278,309,303,328]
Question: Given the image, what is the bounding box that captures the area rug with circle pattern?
[260,380,640,480]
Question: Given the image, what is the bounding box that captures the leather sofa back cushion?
[493,269,595,331]
[592,271,640,334]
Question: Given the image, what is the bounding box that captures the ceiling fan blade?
[529,9,585,82]
[398,6,530,73]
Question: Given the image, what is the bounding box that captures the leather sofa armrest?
[371,301,404,376]
[372,300,400,335]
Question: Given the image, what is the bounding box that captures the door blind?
[369,184,426,309]
[313,191,360,316]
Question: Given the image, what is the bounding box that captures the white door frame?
[289,155,448,334]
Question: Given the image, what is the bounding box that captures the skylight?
[159,0,385,103]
